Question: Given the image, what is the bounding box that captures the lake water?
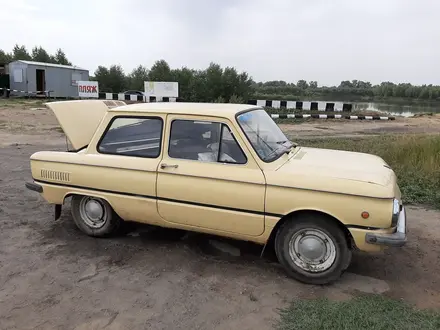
[258,100,440,117]
[351,102,440,117]
[310,101,440,117]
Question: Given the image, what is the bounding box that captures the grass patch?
[293,134,440,208]
[0,98,46,107]
[274,118,312,125]
[277,295,440,330]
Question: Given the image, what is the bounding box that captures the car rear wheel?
[71,195,121,237]
[274,214,351,285]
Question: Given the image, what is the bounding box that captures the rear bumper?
[25,181,43,193]
[365,206,407,247]
[25,181,62,220]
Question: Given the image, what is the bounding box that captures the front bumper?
[365,206,407,247]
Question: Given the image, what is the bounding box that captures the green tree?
[419,87,429,99]
[237,72,253,101]
[429,88,439,99]
[191,70,210,102]
[339,80,353,88]
[309,81,318,89]
[264,80,287,87]
[171,67,197,101]
[229,94,244,104]
[205,62,223,101]
[357,80,372,89]
[93,66,110,91]
[148,60,172,81]
[222,66,241,101]
[94,65,127,92]
[108,65,127,92]
[297,80,308,89]
[54,48,71,65]
[405,86,416,98]
[127,65,149,91]
[1,45,72,65]
[12,44,32,61]
[0,50,12,63]
[214,96,226,103]
[31,46,54,63]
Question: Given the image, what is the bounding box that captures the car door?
[156,114,266,236]
[91,114,165,225]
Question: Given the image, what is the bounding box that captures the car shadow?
[39,210,281,269]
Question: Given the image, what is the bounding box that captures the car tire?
[71,195,122,237]
[343,248,352,271]
[274,213,351,285]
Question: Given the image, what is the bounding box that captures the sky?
[1,0,439,86]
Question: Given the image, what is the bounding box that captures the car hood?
[45,100,126,150]
[268,147,399,199]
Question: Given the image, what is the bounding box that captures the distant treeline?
[2,44,440,102]
[0,44,71,66]
[254,80,440,102]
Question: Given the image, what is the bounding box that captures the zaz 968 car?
[26,100,407,284]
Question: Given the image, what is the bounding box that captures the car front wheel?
[274,214,351,285]
[71,195,121,237]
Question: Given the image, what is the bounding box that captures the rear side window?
[98,117,163,158]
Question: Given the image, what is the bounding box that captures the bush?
[228,94,244,104]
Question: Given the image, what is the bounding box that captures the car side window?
[219,125,247,164]
[98,117,163,158]
[169,119,247,164]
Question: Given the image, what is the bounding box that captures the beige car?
[26,100,407,284]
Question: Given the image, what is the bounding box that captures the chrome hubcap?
[288,229,336,273]
[79,197,107,229]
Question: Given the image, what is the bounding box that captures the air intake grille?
[103,100,126,108]
[41,169,71,182]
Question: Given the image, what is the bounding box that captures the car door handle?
[160,163,178,169]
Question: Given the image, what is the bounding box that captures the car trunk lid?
[45,100,126,150]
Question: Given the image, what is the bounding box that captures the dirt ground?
[1,101,440,329]
[279,113,440,139]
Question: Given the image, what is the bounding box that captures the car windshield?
[237,109,294,162]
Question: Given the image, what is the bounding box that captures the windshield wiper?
[265,143,294,160]
[276,140,297,149]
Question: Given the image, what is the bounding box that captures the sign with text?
[78,81,99,98]
[144,81,178,97]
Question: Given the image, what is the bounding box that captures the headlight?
[391,198,400,227]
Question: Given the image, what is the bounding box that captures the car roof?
[110,102,259,117]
